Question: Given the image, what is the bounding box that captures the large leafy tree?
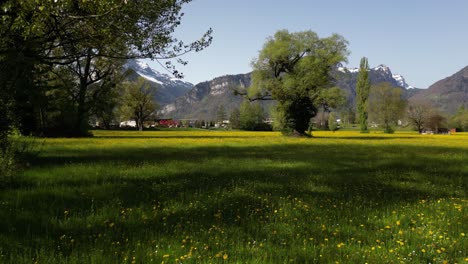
[1,0,212,69]
[449,106,468,131]
[356,57,371,133]
[0,0,212,136]
[247,30,348,135]
[120,78,158,131]
[239,100,266,131]
[369,83,407,133]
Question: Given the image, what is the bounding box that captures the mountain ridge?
[409,65,468,114]
[160,64,420,120]
[127,61,466,120]
[124,60,194,106]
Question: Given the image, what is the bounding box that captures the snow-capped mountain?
[337,66,359,73]
[338,64,414,89]
[392,74,414,89]
[125,60,194,105]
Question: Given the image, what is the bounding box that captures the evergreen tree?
[356,57,371,133]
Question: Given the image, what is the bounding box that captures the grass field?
[0,130,466,263]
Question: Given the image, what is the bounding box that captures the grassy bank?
[0,131,466,263]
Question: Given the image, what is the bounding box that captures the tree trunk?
[75,80,88,136]
[138,119,143,131]
[74,50,92,137]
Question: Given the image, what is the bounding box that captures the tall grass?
[0,130,466,263]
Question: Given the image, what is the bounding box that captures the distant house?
[264,118,274,125]
[120,120,137,128]
[422,128,450,135]
[156,119,179,128]
[215,120,230,128]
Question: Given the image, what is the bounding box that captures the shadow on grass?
[0,141,466,258]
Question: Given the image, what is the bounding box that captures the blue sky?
[146,0,468,88]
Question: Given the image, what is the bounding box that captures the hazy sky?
[146,0,468,88]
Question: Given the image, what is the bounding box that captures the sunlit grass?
[0,130,466,263]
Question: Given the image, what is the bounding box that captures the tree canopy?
[1,0,212,70]
[247,30,349,135]
[0,0,212,137]
[369,83,407,133]
[120,77,158,131]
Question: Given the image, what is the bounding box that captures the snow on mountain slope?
[129,60,193,88]
[338,64,414,89]
[125,60,194,105]
[392,74,414,89]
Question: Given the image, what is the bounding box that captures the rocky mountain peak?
[336,64,413,90]
[373,64,392,74]
[124,59,194,105]
[392,74,414,89]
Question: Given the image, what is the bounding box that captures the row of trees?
[355,57,466,133]
[407,103,468,133]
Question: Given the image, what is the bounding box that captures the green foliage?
[229,108,241,129]
[239,101,270,131]
[0,135,40,184]
[318,86,347,111]
[120,78,158,131]
[0,0,212,137]
[328,112,338,131]
[272,106,290,133]
[369,83,407,133]
[249,30,349,135]
[356,57,371,133]
[0,142,15,182]
[340,107,356,128]
[0,0,212,72]
[449,106,468,131]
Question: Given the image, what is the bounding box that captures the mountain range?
[125,60,193,105]
[409,66,468,114]
[126,60,467,120]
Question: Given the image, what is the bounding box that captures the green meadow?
[0,130,466,263]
